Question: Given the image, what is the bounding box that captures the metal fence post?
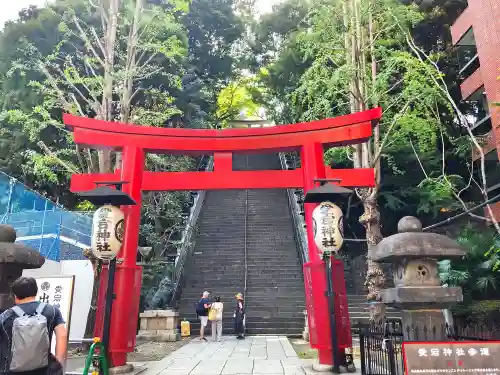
[359,329,366,375]
[387,338,397,375]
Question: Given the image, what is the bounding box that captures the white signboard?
[35,276,75,355]
[91,205,125,260]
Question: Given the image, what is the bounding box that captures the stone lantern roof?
[0,224,45,310]
[0,224,45,269]
[371,216,465,262]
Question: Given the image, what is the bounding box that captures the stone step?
[349,311,401,318]
[189,260,302,267]
[246,289,305,295]
[180,311,305,320]
[246,293,306,299]
[348,305,400,312]
[186,264,246,271]
[185,324,303,336]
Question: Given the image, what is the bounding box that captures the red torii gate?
[66,107,380,368]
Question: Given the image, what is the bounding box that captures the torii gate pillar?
[301,143,333,365]
[93,147,145,366]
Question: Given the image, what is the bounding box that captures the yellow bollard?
[181,319,190,337]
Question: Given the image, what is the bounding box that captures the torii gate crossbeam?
[66,108,381,369]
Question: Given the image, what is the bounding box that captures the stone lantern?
[371,216,465,341]
[0,225,45,311]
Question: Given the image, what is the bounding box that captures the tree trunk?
[345,0,386,323]
[359,193,386,324]
[98,0,120,173]
[87,0,121,336]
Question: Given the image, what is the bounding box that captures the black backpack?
[195,299,206,315]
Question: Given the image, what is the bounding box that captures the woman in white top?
[211,296,224,342]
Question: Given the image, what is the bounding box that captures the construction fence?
[0,171,92,261]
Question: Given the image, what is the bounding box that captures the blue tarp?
[0,172,92,262]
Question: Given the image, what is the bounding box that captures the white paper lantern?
[91,205,125,261]
[312,201,344,255]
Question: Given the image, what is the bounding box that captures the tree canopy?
[0,0,245,252]
[1,0,497,306]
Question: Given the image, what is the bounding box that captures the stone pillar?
[372,217,465,341]
[137,310,180,342]
[302,310,309,341]
[0,225,45,311]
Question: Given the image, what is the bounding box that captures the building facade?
[450,0,500,217]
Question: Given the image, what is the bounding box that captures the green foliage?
[453,300,500,321]
[290,0,448,158]
[216,75,264,125]
[439,226,500,301]
[0,0,245,256]
[417,175,462,216]
[75,200,95,211]
[248,0,476,236]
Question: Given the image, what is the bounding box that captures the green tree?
[215,75,264,125]
[0,0,245,241]
[439,226,500,301]
[249,0,482,321]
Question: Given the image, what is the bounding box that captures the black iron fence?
[354,320,404,375]
[354,319,500,375]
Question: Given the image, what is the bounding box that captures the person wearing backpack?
[0,276,67,375]
[195,291,211,341]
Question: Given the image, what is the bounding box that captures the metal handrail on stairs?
[243,155,249,304]
[279,153,309,264]
[168,157,213,308]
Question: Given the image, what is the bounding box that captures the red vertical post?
[109,146,144,367]
[301,143,333,366]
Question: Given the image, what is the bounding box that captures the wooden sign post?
[35,276,75,355]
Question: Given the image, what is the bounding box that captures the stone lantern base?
[137,310,180,342]
[380,286,463,310]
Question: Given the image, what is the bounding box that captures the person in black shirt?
[196,291,212,341]
[0,277,67,375]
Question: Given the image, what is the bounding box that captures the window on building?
[455,28,479,79]
[475,150,500,195]
[466,87,491,135]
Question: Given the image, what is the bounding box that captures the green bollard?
[82,338,109,375]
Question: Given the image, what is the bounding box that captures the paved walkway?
[140,336,322,375]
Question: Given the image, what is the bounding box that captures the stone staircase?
[245,154,305,336]
[177,186,247,334]
[177,153,305,337]
[348,294,402,326]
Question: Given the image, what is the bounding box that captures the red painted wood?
[301,143,334,363]
[95,147,145,368]
[72,122,373,153]
[214,152,232,172]
[120,147,144,267]
[332,258,353,350]
[325,167,375,186]
[70,168,376,192]
[63,107,381,138]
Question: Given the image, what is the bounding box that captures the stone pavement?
[139,336,358,375]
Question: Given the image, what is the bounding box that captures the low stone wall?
[137,309,180,342]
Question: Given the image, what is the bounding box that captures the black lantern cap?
[304,182,353,204]
[77,182,137,206]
